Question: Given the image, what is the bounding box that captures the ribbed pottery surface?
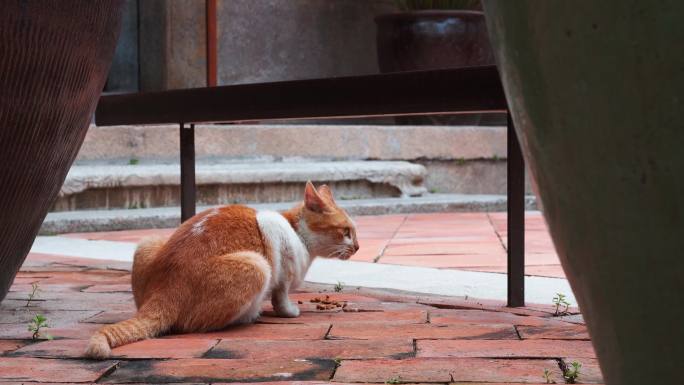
[0,0,123,300]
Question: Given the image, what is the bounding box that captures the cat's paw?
[275,302,300,318]
[84,333,111,359]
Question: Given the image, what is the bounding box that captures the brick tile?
[213,383,386,385]
[334,358,563,383]
[213,382,374,385]
[329,323,517,340]
[408,212,490,220]
[562,357,604,384]
[0,357,117,382]
[43,256,132,271]
[351,239,388,262]
[10,339,88,358]
[378,253,506,268]
[416,297,553,318]
[41,322,103,339]
[12,338,218,359]
[388,235,502,244]
[0,340,28,355]
[557,313,585,325]
[82,284,132,293]
[259,309,427,325]
[355,231,398,240]
[207,338,413,360]
[429,309,566,327]
[2,293,133,312]
[459,264,566,279]
[20,270,130,286]
[334,301,433,312]
[334,358,451,383]
[114,338,218,358]
[62,228,174,243]
[353,213,407,224]
[518,325,590,340]
[104,358,335,383]
[0,309,101,339]
[417,339,596,358]
[288,292,381,303]
[166,323,331,340]
[82,310,136,324]
[394,230,494,239]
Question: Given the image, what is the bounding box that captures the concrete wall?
[136,0,395,91]
[217,0,395,85]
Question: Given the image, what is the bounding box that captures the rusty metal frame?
[95,65,526,307]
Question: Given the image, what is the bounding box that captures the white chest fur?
[256,210,311,289]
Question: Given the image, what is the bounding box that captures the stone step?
[41,194,538,234]
[54,161,427,211]
[75,124,528,196]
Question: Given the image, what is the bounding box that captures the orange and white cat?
[85,182,358,359]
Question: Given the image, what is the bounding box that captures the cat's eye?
[343,228,351,237]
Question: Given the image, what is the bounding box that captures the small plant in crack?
[25,283,40,307]
[562,361,581,383]
[552,293,571,316]
[334,357,342,365]
[128,158,139,165]
[543,368,556,383]
[334,281,344,292]
[385,375,403,384]
[28,314,52,340]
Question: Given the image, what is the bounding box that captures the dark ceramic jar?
[375,11,500,125]
[376,11,494,72]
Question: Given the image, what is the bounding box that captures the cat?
[85,182,359,359]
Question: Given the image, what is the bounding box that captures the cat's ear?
[304,181,326,213]
[317,184,334,202]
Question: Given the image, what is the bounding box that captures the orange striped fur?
[85,182,358,358]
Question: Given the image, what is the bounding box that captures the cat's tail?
[84,302,173,359]
[132,236,166,308]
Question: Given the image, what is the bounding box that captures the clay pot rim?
[375,10,484,23]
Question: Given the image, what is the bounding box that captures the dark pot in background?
[0,1,123,302]
[375,11,503,125]
[483,1,684,383]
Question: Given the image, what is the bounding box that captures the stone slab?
[0,357,117,383]
[103,358,336,383]
[333,358,563,383]
[417,339,596,358]
[206,338,414,360]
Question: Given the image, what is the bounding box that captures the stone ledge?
[61,160,427,198]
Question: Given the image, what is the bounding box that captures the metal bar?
[507,112,525,307]
[180,123,196,222]
[95,66,506,126]
[205,0,217,87]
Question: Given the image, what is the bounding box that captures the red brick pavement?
[0,247,600,383]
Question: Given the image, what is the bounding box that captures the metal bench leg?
[507,112,525,307]
[180,123,196,222]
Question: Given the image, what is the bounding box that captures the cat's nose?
[353,240,360,252]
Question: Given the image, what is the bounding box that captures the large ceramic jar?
[483,1,684,383]
[0,1,123,301]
